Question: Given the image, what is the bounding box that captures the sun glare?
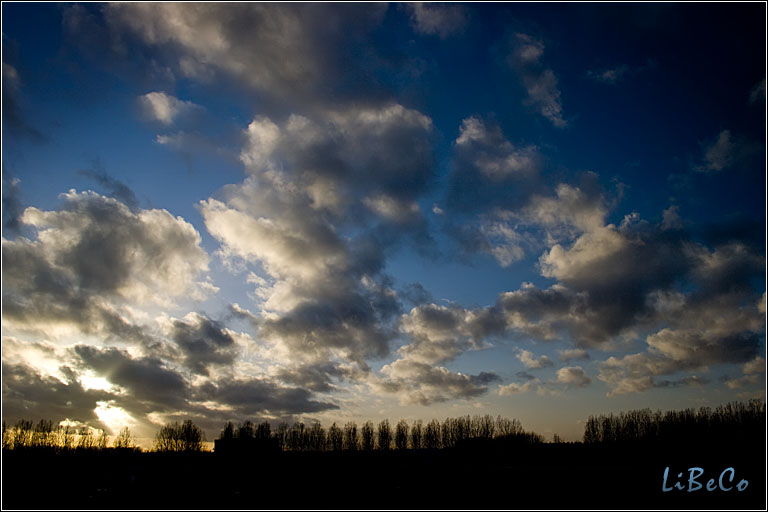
[94,401,136,434]
[80,375,116,392]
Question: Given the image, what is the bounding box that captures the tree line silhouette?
[3,399,764,454]
[215,414,544,453]
[582,399,765,444]
[2,419,138,452]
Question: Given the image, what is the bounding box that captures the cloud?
[508,33,566,127]
[400,282,433,307]
[2,172,24,234]
[373,299,506,404]
[198,378,339,417]
[422,179,764,396]
[138,91,201,125]
[18,343,341,436]
[374,359,500,405]
[1,361,113,430]
[743,356,766,375]
[165,313,238,376]
[405,3,467,38]
[273,362,356,393]
[587,65,629,85]
[661,205,683,231]
[107,3,388,109]
[749,78,765,104]
[599,322,762,396]
[498,379,538,395]
[696,130,735,172]
[559,349,589,362]
[517,349,554,369]
[443,117,545,263]
[2,61,46,142]
[454,117,540,182]
[73,345,189,411]
[78,159,140,211]
[522,181,608,236]
[556,366,591,387]
[648,329,761,367]
[200,105,434,365]
[399,303,504,365]
[2,190,212,344]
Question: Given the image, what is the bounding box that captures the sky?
[2,2,766,445]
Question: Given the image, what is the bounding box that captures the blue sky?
[2,2,765,444]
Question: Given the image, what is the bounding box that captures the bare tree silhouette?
[308,423,326,452]
[424,419,441,449]
[275,422,289,451]
[582,399,766,445]
[328,422,343,451]
[287,422,307,451]
[343,421,358,451]
[77,427,95,450]
[360,421,374,451]
[96,429,109,450]
[221,421,235,440]
[495,416,523,437]
[395,419,409,450]
[113,427,135,449]
[471,414,495,439]
[410,419,423,450]
[238,420,255,439]
[377,419,392,451]
[154,420,204,452]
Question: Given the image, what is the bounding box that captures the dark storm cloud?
[507,33,567,127]
[169,313,237,376]
[655,376,708,389]
[2,234,152,346]
[598,311,763,396]
[404,3,468,38]
[375,359,501,405]
[61,345,341,427]
[555,366,591,388]
[516,371,537,381]
[471,371,503,385]
[198,378,339,417]
[2,62,46,142]
[400,282,434,307]
[78,160,140,211]
[749,78,766,104]
[397,202,764,397]
[105,3,389,111]
[2,190,210,342]
[241,107,435,206]
[694,129,764,174]
[399,302,506,365]
[201,105,435,365]
[559,349,590,362]
[445,116,543,215]
[587,65,630,85]
[259,280,400,363]
[1,361,112,429]
[73,345,189,410]
[273,362,359,393]
[2,170,24,234]
[441,117,553,266]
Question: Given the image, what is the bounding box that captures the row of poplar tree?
[582,399,765,444]
[2,419,137,451]
[218,414,544,452]
[2,415,539,453]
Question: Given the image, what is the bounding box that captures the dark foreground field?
[2,439,765,510]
